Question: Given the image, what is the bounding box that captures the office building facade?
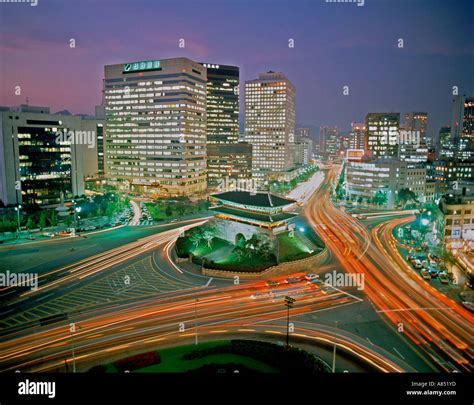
[245,71,296,182]
[365,113,400,158]
[0,106,87,207]
[104,57,207,196]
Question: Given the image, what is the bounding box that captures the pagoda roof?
[210,205,297,223]
[211,191,296,208]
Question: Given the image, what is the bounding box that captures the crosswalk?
[0,256,198,330]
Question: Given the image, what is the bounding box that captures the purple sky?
[0,0,472,138]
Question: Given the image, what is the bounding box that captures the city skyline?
[0,1,472,401]
[1,0,473,138]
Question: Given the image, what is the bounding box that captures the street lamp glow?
[299,227,305,232]
[421,218,429,226]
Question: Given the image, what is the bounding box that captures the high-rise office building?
[199,63,252,190]
[200,63,239,144]
[437,126,454,159]
[349,123,366,150]
[244,71,296,181]
[0,105,87,206]
[450,95,474,161]
[104,57,207,196]
[365,113,400,158]
[404,112,428,143]
[399,112,429,163]
[320,126,339,156]
[207,143,253,189]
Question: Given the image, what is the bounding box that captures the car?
[461,301,474,312]
[413,260,423,269]
[428,266,439,278]
[439,272,449,284]
[420,269,431,280]
[266,280,280,287]
[305,274,319,281]
[287,277,304,284]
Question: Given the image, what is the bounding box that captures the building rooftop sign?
[123,60,161,73]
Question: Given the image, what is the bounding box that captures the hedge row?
[182,340,329,374]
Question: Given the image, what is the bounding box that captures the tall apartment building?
[244,71,296,182]
[319,126,339,156]
[0,105,90,207]
[349,122,366,150]
[365,113,400,158]
[450,95,474,161]
[104,57,207,196]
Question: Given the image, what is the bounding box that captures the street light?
[284,296,295,348]
[14,204,22,239]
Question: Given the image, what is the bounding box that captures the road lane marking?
[205,278,213,287]
[36,293,54,302]
[393,347,405,360]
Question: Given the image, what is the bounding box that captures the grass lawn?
[277,233,313,262]
[191,237,232,257]
[134,342,276,373]
[215,251,274,266]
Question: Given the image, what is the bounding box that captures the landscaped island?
[175,191,324,272]
[88,340,330,374]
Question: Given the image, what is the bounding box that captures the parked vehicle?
[413,260,423,269]
[420,269,431,280]
[439,272,449,284]
[428,266,439,278]
[461,301,474,312]
[305,274,319,281]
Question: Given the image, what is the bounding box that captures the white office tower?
[104,58,207,196]
[244,71,296,183]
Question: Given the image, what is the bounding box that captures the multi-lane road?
[1,167,472,373]
[305,168,473,372]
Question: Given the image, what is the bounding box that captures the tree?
[202,229,214,248]
[165,205,173,217]
[189,228,204,248]
[39,211,48,230]
[372,190,387,206]
[26,217,36,230]
[233,246,246,262]
[48,211,58,226]
[398,188,418,207]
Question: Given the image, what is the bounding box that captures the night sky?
[0,0,472,139]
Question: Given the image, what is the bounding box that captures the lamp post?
[284,296,295,349]
[14,204,22,239]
